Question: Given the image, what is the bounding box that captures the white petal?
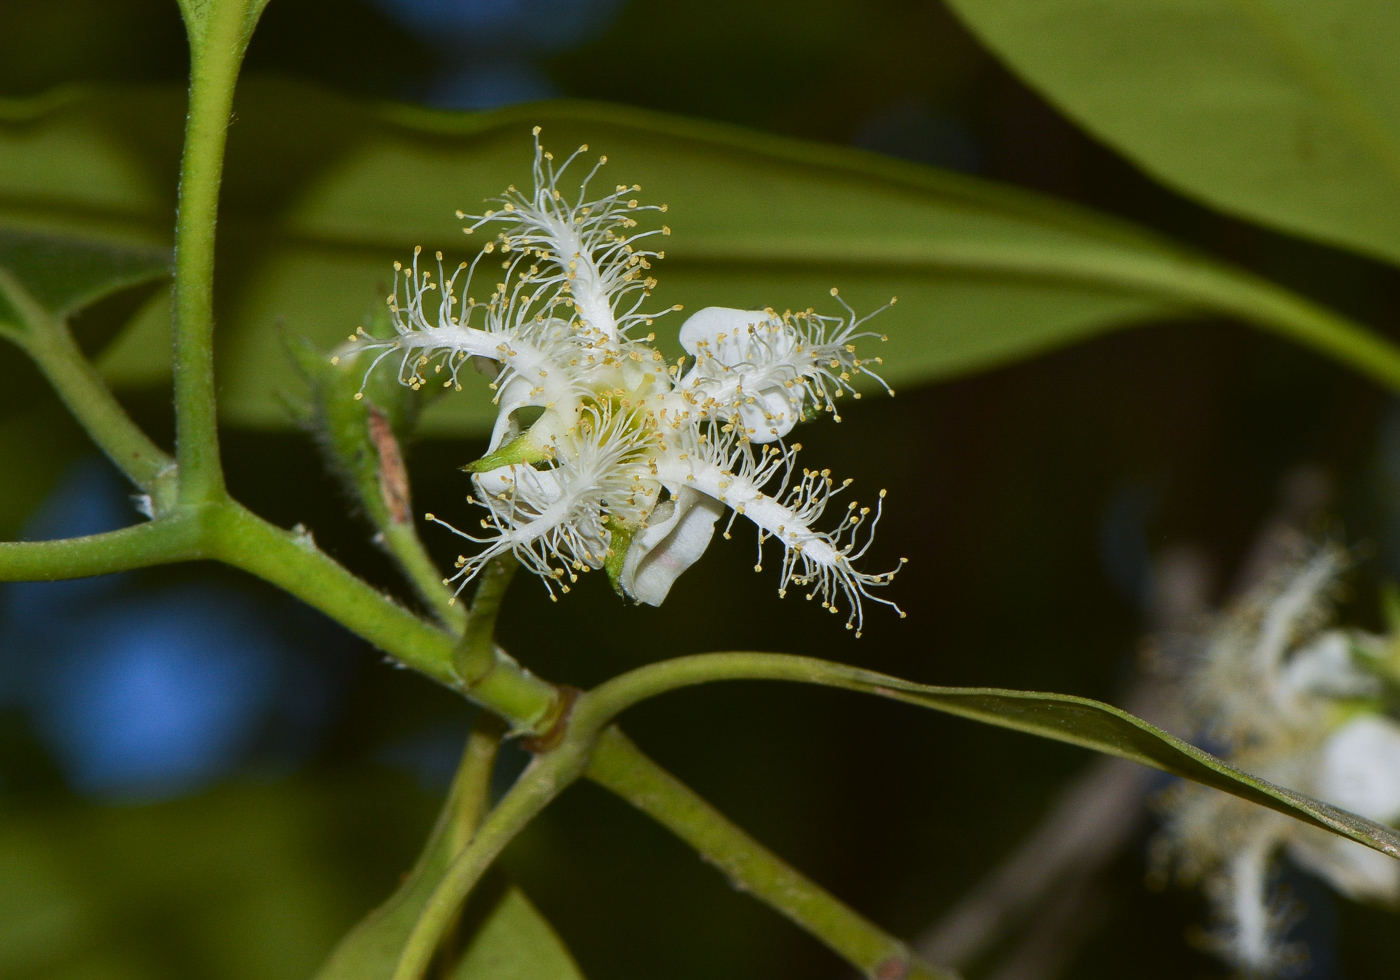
[472,463,565,503]
[1315,714,1400,822]
[678,307,771,358]
[620,488,725,606]
[1281,631,1379,702]
[488,375,535,451]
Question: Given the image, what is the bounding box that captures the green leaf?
[824,662,1400,857]
[318,722,581,980]
[449,883,583,980]
[1,80,1397,436]
[0,227,167,322]
[598,654,1400,859]
[0,226,168,351]
[321,873,581,980]
[944,0,1400,267]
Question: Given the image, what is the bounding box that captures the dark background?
[1,1,1398,978]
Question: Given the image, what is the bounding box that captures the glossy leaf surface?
[946,0,1400,266]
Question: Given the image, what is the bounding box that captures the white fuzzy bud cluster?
[1155,545,1400,976]
[350,130,906,634]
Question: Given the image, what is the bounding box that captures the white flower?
[1156,546,1400,976]
[352,130,905,634]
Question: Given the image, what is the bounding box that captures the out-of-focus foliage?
[0,228,166,328]
[0,227,169,537]
[945,0,1400,268]
[0,82,1205,434]
[0,405,85,539]
[2,1,1400,979]
[0,778,390,980]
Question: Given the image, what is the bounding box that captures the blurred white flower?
[1156,546,1400,976]
[352,131,905,633]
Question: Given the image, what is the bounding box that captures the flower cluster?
[1154,545,1400,976]
[349,131,905,634]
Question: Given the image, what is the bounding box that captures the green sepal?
[602,519,637,597]
[462,432,551,474]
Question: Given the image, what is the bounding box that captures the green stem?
[0,271,176,511]
[384,521,467,632]
[435,713,505,976]
[0,496,562,731]
[455,556,518,680]
[392,737,593,980]
[0,515,205,579]
[314,713,506,980]
[447,713,507,859]
[588,727,953,980]
[578,651,849,725]
[172,0,268,505]
[203,503,560,728]
[202,502,559,725]
[928,240,1400,391]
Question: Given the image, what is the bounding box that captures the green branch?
[201,503,560,725]
[0,496,562,734]
[454,557,517,679]
[384,520,467,632]
[171,0,270,505]
[0,516,205,579]
[587,727,954,980]
[0,270,176,511]
[392,735,594,980]
[447,713,507,857]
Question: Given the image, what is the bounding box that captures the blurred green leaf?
[0,227,167,325]
[319,718,579,980]
[449,884,583,980]
[0,779,400,980]
[0,80,1198,434]
[945,0,1400,267]
[4,80,1393,436]
[321,873,580,980]
[0,403,87,540]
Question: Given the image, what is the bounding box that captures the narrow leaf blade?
[831,667,1400,857]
